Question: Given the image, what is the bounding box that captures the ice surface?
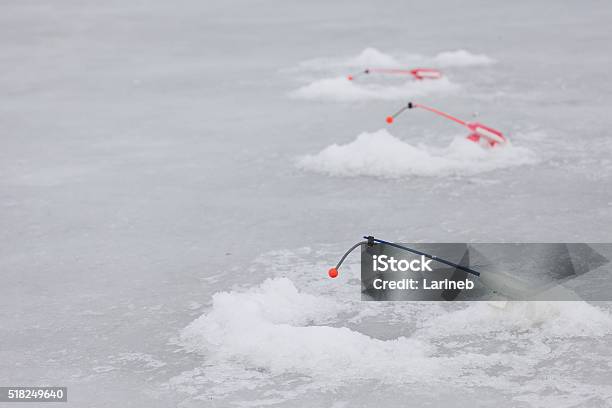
[291,76,458,101]
[297,129,537,177]
[2,0,612,407]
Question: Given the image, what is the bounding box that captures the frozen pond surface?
[1,1,612,407]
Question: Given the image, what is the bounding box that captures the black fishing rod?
[328,235,481,278]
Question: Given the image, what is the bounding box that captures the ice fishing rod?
[347,68,442,81]
[328,235,481,278]
[386,102,506,146]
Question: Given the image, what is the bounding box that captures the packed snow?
[297,129,537,178]
[173,247,612,405]
[179,278,433,384]
[180,278,612,383]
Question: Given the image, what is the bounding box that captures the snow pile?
[417,301,612,338]
[297,129,537,178]
[176,261,612,403]
[291,76,457,102]
[290,48,495,102]
[432,49,496,67]
[296,47,495,70]
[295,47,406,71]
[290,48,494,101]
[179,278,436,383]
[347,47,402,67]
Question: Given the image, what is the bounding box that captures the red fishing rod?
[385,102,506,147]
[347,68,442,81]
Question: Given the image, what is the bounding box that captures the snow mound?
[347,47,402,67]
[179,278,435,383]
[176,269,612,402]
[432,49,496,67]
[297,129,537,178]
[290,48,494,101]
[290,76,457,102]
[418,301,612,338]
[296,48,495,70]
[295,47,406,71]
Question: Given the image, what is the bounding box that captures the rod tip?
[386,116,394,124]
[347,75,353,81]
[328,268,338,278]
